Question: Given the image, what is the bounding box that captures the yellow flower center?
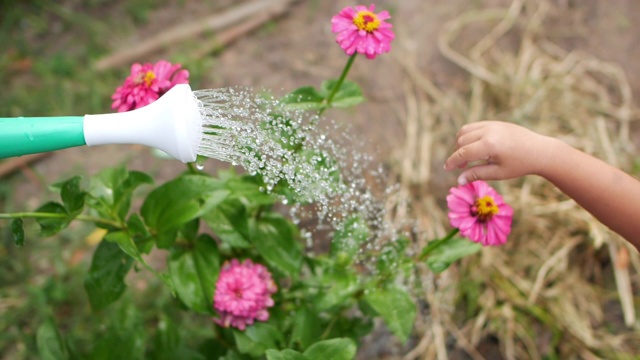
[143,71,156,87]
[353,11,380,33]
[472,195,499,222]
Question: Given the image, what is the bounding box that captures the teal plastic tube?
[0,116,86,158]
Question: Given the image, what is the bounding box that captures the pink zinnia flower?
[331,4,395,59]
[111,60,189,112]
[213,259,277,331]
[447,181,513,246]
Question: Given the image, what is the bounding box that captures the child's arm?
[444,121,640,251]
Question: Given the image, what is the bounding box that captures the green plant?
[0,4,490,359]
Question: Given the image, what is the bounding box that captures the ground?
[3,0,640,358]
[11,0,640,200]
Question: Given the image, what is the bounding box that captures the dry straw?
[391,0,640,358]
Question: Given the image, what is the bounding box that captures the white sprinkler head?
[83,84,203,163]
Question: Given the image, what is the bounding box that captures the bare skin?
[444,121,640,252]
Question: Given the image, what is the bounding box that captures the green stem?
[320,54,357,115]
[441,228,460,242]
[417,228,460,261]
[0,212,123,229]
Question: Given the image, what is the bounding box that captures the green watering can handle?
[0,116,86,158]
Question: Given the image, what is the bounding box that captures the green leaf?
[60,176,85,216]
[156,230,178,249]
[376,236,410,274]
[321,80,365,109]
[142,175,228,233]
[105,231,142,262]
[116,170,154,219]
[290,306,322,350]
[180,218,200,243]
[234,323,283,357]
[89,167,128,202]
[88,167,151,221]
[168,234,220,314]
[314,268,359,311]
[219,350,248,360]
[153,315,180,358]
[422,237,482,273]
[202,198,251,248]
[250,214,302,276]
[127,214,154,254]
[84,240,133,311]
[122,170,154,191]
[325,316,373,341]
[196,339,227,359]
[89,301,145,360]
[36,317,69,360]
[151,314,207,360]
[280,86,325,110]
[224,175,277,207]
[11,218,24,247]
[331,215,369,262]
[102,232,170,292]
[35,202,69,236]
[364,286,416,343]
[303,338,357,360]
[266,349,309,360]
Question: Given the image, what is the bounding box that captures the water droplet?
[195,157,205,170]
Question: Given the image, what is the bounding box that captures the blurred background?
[1,0,640,358]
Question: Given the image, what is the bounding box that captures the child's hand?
[444,121,555,185]
[445,122,640,250]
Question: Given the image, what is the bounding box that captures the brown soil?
[14,0,640,198]
[7,0,640,358]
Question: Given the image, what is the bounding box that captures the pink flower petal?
[213,259,277,331]
[447,181,513,246]
[331,4,395,59]
[110,59,190,112]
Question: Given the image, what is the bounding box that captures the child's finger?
[457,122,486,137]
[458,164,502,185]
[455,128,485,149]
[444,142,486,170]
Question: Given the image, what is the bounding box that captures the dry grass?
[389,0,640,358]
